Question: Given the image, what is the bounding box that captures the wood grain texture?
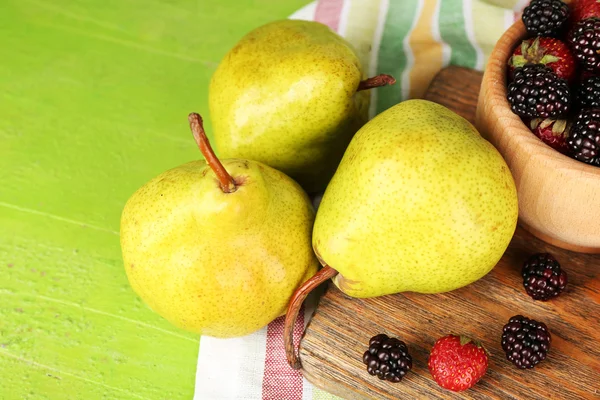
[475,20,600,253]
[420,66,482,125]
[298,67,600,400]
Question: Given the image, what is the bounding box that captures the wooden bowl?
[476,20,600,254]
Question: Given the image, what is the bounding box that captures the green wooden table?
[0,1,309,398]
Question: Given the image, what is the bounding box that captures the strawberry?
[528,117,572,154]
[571,0,600,23]
[508,37,576,82]
[428,335,488,392]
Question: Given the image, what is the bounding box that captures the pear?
[209,19,395,193]
[120,113,319,337]
[284,100,518,368]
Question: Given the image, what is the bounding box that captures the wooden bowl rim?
[486,19,600,178]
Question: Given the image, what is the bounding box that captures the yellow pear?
[120,114,318,337]
[209,19,395,193]
[284,100,518,368]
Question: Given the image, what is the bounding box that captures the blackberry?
[501,315,551,369]
[522,253,568,301]
[363,334,412,382]
[569,17,600,71]
[577,76,600,108]
[568,108,600,166]
[507,64,571,118]
[522,0,570,37]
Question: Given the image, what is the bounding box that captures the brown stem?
[357,74,396,91]
[284,265,338,369]
[188,113,236,193]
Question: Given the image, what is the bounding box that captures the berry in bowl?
[476,0,600,253]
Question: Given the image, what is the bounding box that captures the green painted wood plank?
[0,0,310,398]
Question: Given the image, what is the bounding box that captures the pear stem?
[357,74,396,91]
[188,113,236,193]
[284,265,338,370]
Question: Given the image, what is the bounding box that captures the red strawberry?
[528,117,572,154]
[572,0,600,23]
[508,37,576,82]
[428,335,488,392]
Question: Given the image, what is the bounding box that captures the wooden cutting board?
[298,66,600,400]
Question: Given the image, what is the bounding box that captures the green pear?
[209,19,395,193]
[284,100,518,368]
[120,114,319,337]
[314,99,518,296]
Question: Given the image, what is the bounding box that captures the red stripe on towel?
[314,0,345,32]
[261,307,304,400]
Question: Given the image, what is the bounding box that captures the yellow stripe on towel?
[407,0,444,99]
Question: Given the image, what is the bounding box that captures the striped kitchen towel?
[195,0,527,398]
